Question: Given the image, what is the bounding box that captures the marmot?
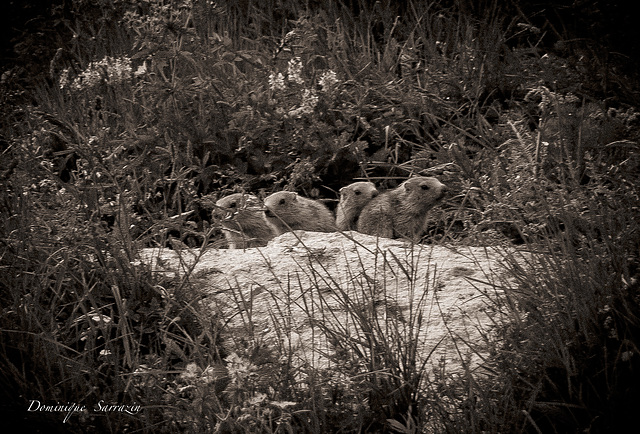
[335,181,379,231]
[214,193,275,249]
[263,191,336,235]
[357,176,447,241]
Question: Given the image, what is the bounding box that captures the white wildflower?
[318,70,339,92]
[287,57,304,84]
[179,362,201,381]
[70,56,133,91]
[287,88,318,118]
[105,56,132,83]
[73,66,102,90]
[302,88,318,109]
[268,72,286,92]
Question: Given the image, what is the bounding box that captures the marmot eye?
[229,202,237,208]
[421,185,430,190]
[279,198,286,205]
[354,190,362,195]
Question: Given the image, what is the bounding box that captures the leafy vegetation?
[1,0,639,432]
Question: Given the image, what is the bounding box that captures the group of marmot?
[213,176,447,249]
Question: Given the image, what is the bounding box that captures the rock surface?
[141,231,528,376]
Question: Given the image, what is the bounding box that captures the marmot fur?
[263,191,336,235]
[335,181,379,231]
[357,176,446,241]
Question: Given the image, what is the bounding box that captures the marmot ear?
[287,191,298,201]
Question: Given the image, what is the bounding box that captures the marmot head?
[339,181,379,204]
[263,191,298,218]
[214,193,261,221]
[402,176,447,204]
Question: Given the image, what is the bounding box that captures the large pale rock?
[140,231,527,376]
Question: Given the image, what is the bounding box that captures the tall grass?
[1,0,639,432]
